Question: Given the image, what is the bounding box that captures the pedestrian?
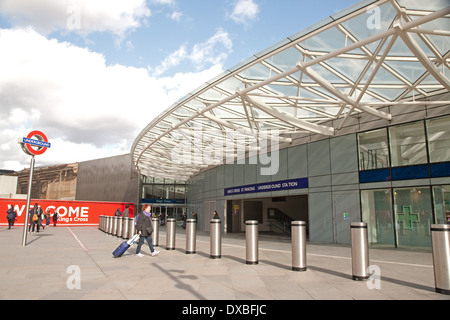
[6,205,17,229]
[12,206,17,226]
[160,211,166,226]
[135,204,160,258]
[28,209,33,232]
[192,211,198,229]
[44,208,52,228]
[114,208,122,217]
[28,203,41,233]
[52,210,58,227]
[213,211,220,220]
[44,208,50,227]
[39,206,45,230]
[123,204,130,218]
[181,213,187,229]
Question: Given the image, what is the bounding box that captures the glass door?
[432,185,450,224]
[361,189,394,246]
[393,187,432,247]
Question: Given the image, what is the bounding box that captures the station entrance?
[226,195,308,236]
[150,204,186,225]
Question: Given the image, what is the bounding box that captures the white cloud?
[0,28,224,171]
[0,0,151,38]
[170,11,183,22]
[230,0,259,24]
[150,0,176,5]
[151,28,232,76]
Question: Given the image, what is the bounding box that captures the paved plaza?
[0,224,448,302]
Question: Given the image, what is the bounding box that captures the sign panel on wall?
[224,178,308,196]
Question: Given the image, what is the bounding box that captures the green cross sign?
[397,206,419,229]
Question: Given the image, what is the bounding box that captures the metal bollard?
[431,224,450,295]
[112,216,118,236]
[122,217,129,239]
[116,217,123,237]
[98,215,102,231]
[128,218,136,238]
[351,222,369,281]
[186,219,197,254]
[152,217,159,246]
[292,221,307,271]
[246,220,259,265]
[166,218,176,250]
[210,219,221,259]
[107,216,112,234]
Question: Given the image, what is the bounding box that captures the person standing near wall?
[6,205,16,229]
[123,204,130,218]
[52,210,58,227]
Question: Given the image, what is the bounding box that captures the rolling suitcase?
[112,234,139,258]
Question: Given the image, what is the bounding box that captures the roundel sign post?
[19,130,51,247]
[20,130,51,156]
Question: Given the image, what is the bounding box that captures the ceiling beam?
[393,20,450,91]
[240,92,335,136]
[296,61,392,121]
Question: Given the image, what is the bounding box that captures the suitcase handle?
[126,234,140,245]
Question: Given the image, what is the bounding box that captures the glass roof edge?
[227,55,260,73]
[286,0,382,43]
[330,0,381,21]
[204,70,233,86]
[287,17,334,43]
[254,38,292,58]
[130,96,194,156]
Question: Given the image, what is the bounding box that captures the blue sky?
[51,1,360,73]
[0,0,360,170]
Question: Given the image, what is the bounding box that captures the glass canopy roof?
[132,0,450,181]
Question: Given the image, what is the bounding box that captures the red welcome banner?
[0,198,134,227]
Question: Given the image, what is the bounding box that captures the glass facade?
[389,122,427,167]
[427,117,450,163]
[358,129,390,170]
[359,116,450,248]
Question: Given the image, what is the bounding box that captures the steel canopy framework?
[132,0,450,181]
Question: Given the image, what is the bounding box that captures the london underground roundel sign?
[20,130,51,156]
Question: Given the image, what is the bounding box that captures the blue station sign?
[22,137,51,148]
